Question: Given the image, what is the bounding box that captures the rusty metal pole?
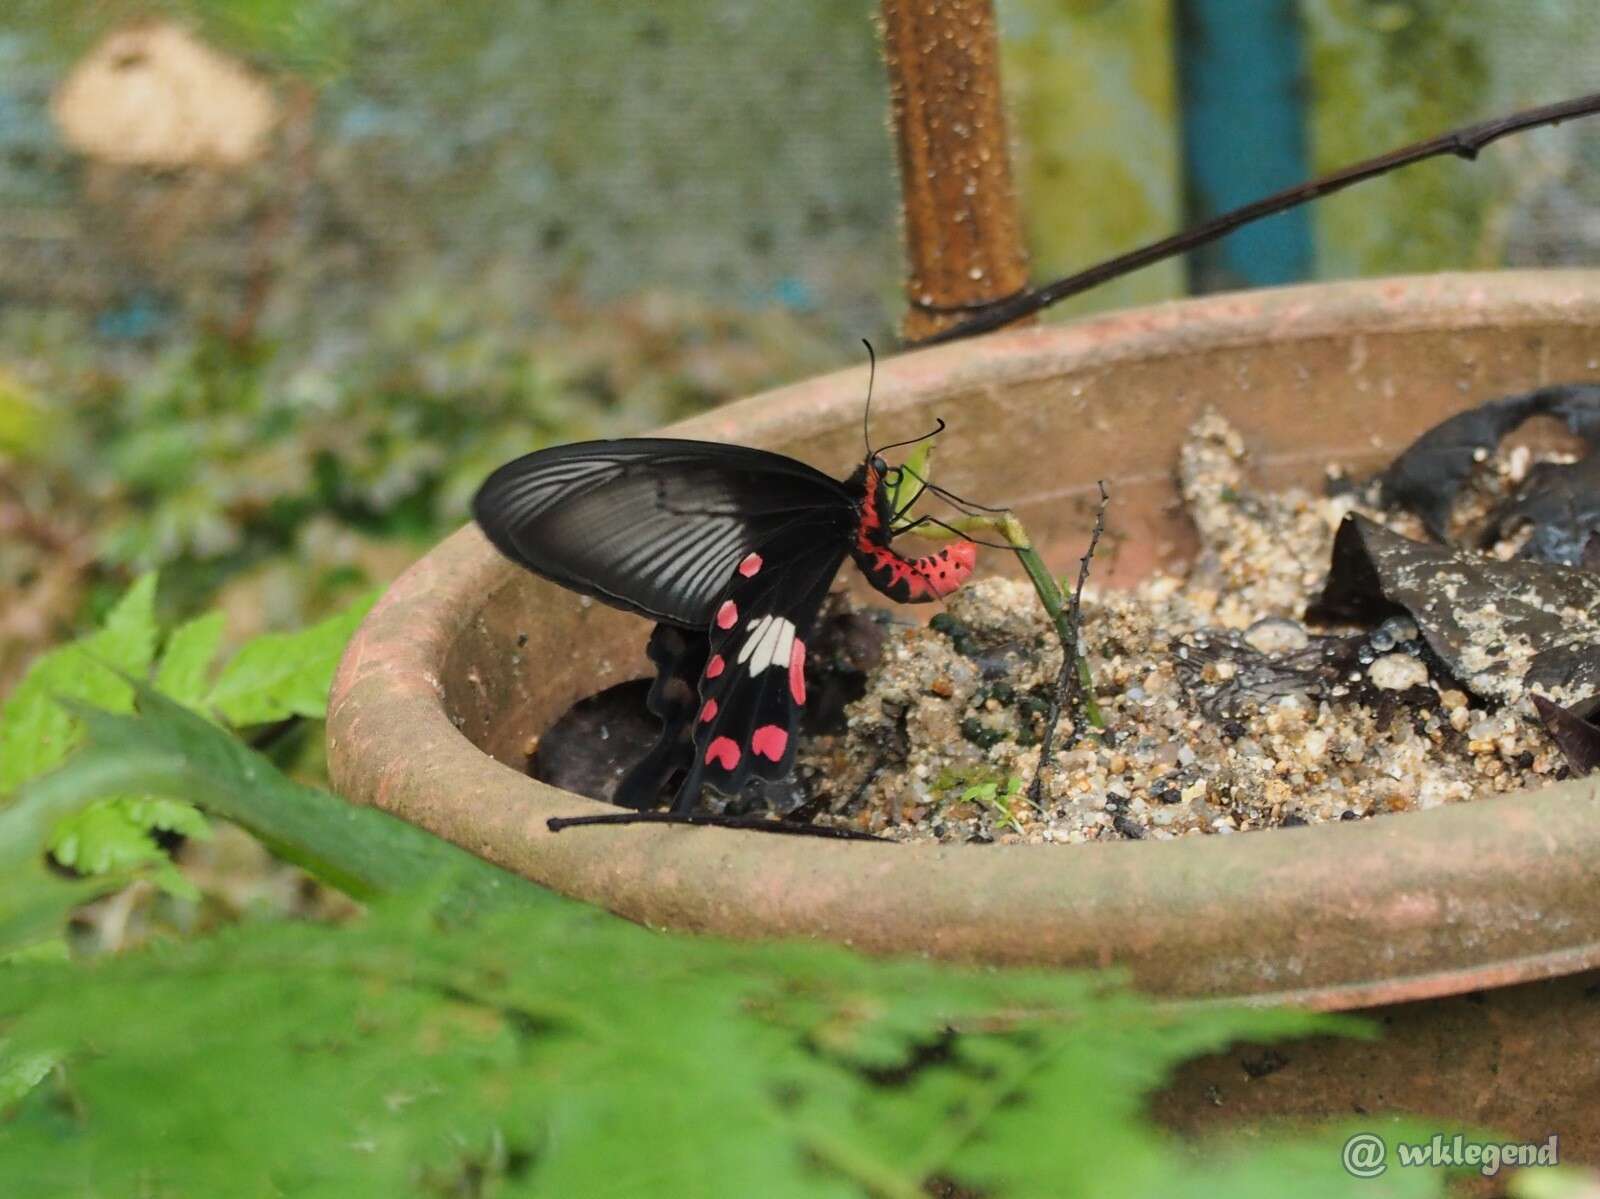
[879,0,1032,342]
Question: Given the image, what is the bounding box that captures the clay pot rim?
[329,269,1600,1010]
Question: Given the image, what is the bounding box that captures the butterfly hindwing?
[472,438,855,627]
[673,522,851,809]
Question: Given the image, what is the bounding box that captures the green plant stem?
[929,511,1103,729]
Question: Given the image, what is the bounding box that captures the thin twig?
[1029,482,1109,808]
[547,811,885,841]
[912,91,1600,345]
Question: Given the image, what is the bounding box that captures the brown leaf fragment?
[1531,693,1600,778]
[1308,514,1600,707]
[1380,383,1600,562]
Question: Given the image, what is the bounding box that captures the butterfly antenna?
[862,338,876,458]
[861,340,950,460]
[871,417,947,459]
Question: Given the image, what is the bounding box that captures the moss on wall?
[999,0,1183,316]
[1303,0,1600,280]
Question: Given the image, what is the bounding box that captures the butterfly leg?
[614,624,709,810]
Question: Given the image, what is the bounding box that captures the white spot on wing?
[735,615,797,674]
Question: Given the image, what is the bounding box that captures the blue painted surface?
[1177,0,1313,291]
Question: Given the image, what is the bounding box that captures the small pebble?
[1244,617,1310,654]
[1368,653,1429,691]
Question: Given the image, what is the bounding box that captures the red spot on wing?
[788,638,806,704]
[705,654,725,679]
[738,552,763,577]
[699,698,718,723]
[705,737,741,770]
[716,600,738,629]
[752,724,788,761]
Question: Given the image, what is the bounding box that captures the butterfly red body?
[473,438,977,813]
[852,460,977,602]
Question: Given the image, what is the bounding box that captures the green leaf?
[206,592,376,725]
[47,802,165,876]
[0,882,1442,1199]
[0,572,221,899]
[46,797,209,900]
[0,1043,56,1109]
[6,681,533,913]
[885,439,936,516]
[154,610,226,710]
[0,573,160,794]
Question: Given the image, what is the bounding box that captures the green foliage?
[0,575,375,931]
[961,774,1027,834]
[935,767,1030,830]
[6,683,527,914]
[0,573,160,793]
[8,0,353,78]
[960,771,1024,826]
[0,873,1452,1198]
[151,612,225,711]
[206,599,371,725]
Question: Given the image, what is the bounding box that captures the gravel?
[802,412,1569,844]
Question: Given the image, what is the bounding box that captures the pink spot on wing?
[788,638,806,705]
[705,736,741,770]
[752,724,788,761]
[699,698,718,723]
[705,654,725,679]
[738,552,763,577]
[716,600,738,629]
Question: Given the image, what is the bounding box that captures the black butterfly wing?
[472,438,856,627]
[673,517,853,809]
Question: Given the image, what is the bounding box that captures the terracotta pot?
[329,271,1600,1011]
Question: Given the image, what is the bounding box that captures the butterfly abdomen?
[851,462,977,603]
[854,540,977,602]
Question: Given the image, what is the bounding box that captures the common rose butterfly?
[472,370,978,815]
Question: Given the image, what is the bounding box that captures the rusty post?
[879,0,1031,341]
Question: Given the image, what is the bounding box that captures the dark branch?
[913,91,1600,346]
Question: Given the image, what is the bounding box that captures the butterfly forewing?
[472,438,855,627]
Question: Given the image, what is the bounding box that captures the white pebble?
[1368,653,1428,691]
[1244,617,1309,654]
